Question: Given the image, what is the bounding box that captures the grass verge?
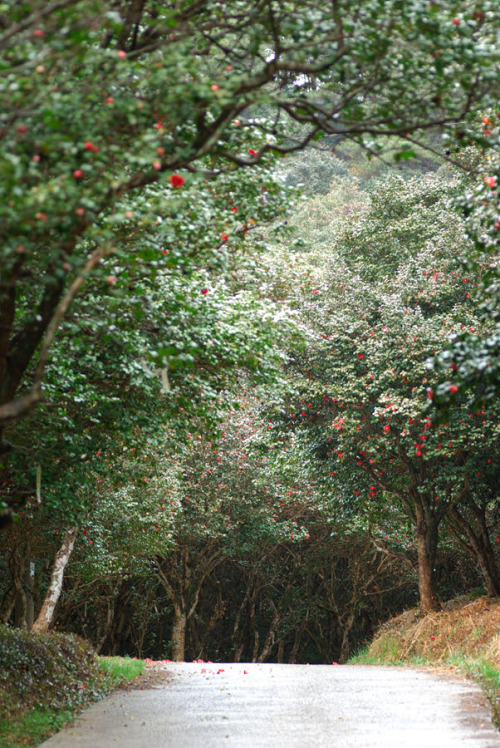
[0,626,144,747]
[349,595,500,726]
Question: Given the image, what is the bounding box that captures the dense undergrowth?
[0,625,143,746]
[350,595,500,726]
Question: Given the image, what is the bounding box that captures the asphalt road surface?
[41,662,500,747]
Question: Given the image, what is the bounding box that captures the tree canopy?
[0,0,499,656]
[1,0,498,430]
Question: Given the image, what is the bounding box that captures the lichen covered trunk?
[31,527,77,633]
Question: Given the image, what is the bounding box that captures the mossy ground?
[0,625,143,746]
[350,595,500,725]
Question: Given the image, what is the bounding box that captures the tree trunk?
[256,605,281,663]
[96,593,117,654]
[25,561,35,630]
[250,596,259,663]
[277,639,285,663]
[447,505,500,596]
[339,611,356,664]
[289,616,308,664]
[171,607,187,661]
[477,557,500,597]
[233,643,244,663]
[155,544,222,662]
[12,550,35,629]
[14,586,28,629]
[31,527,77,634]
[196,598,226,660]
[231,580,253,661]
[415,510,441,613]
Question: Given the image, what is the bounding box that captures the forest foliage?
[0,0,499,664]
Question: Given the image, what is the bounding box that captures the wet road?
[41,662,500,747]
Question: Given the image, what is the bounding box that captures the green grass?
[97,656,144,687]
[448,655,500,726]
[0,706,72,747]
[349,638,404,665]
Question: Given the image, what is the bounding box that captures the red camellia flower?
[201,288,209,295]
[384,424,390,433]
[73,169,83,178]
[170,173,185,188]
[358,353,363,359]
[484,176,497,188]
[248,149,257,157]
[452,18,460,25]
[449,384,459,394]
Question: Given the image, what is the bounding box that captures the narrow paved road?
[41,662,500,747]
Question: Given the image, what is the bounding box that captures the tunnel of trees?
[1,1,499,663]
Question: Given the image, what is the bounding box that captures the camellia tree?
[150,392,323,662]
[63,400,315,661]
[1,243,300,631]
[0,139,301,624]
[0,130,292,524]
[0,0,498,443]
[262,171,500,613]
[430,132,500,407]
